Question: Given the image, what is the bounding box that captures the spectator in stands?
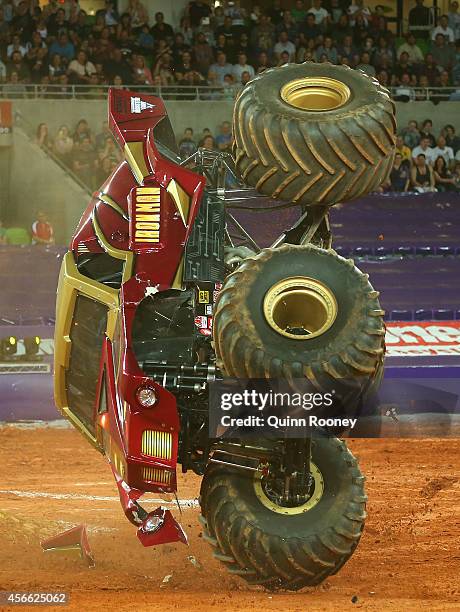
[251,14,275,53]
[395,135,412,162]
[431,14,455,43]
[416,74,434,99]
[68,50,96,84]
[73,119,93,145]
[188,1,212,29]
[104,47,132,84]
[315,36,338,64]
[388,152,410,192]
[338,34,359,65]
[301,12,321,40]
[419,119,436,147]
[179,127,198,160]
[0,57,6,83]
[53,125,74,165]
[268,0,284,26]
[292,0,307,24]
[232,52,254,82]
[97,135,121,164]
[215,121,232,153]
[443,124,460,154]
[373,36,395,69]
[136,24,154,52]
[397,33,424,64]
[174,49,194,76]
[153,53,176,85]
[348,1,371,27]
[7,50,30,81]
[419,52,439,85]
[394,73,416,102]
[433,155,457,191]
[193,32,213,76]
[3,71,27,97]
[274,31,296,62]
[132,54,153,85]
[48,53,65,82]
[72,136,97,187]
[431,135,455,166]
[453,40,460,85]
[31,211,54,246]
[100,1,119,27]
[432,70,454,102]
[308,0,330,28]
[151,11,174,42]
[7,34,28,59]
[275,10,297,41]
[220,73,235,98]
[412,136,435,164]
[201,134,215,151]
[95,121,111,150]
[356,52,375,77]
[452,160,460,185]
[448,1,460,40]
[209,51,233,85]
[36,123,51,149]
[128,0,148,32]
[408,0,431,39]
[411,154,435,192]
[172,32,192,64]
[431,34,455,72]
[49,32,75,62]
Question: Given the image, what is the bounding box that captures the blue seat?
[414,309,433,321]
[390,310,413,321]
[433,309,454,320]
[415,246,435,256]
[436,246,455,256]
[353,246,372,257]
[375,246,392,256]
[396,246,414,256]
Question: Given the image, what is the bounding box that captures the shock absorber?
[140,361,220,393]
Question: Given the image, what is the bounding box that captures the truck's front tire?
[199,437,366,590]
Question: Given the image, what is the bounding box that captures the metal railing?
[388,86,460,102]
[1,83,459,102]
[0,83,242,101]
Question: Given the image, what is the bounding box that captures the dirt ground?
[0,425,459,612]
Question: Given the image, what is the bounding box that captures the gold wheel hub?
[254,462,324,515]
[280,77,351,111]
[263,276,337,340]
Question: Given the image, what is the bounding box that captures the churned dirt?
[0,425,459,611]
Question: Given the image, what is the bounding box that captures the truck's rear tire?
[233,62,396,207]
[213,245,385,399]
[199,437,366,590]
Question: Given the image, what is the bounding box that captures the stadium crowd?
[33,115,460,194]
[0,0,459,99]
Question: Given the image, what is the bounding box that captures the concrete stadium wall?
[10,99,460,141]
[8,128,89,244]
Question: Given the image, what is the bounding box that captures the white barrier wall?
[10,99,460,144]
[9,128,90,243]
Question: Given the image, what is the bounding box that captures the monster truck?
[54,63,395,590]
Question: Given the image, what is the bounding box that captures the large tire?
[233,62,396,207]
[199,437,366,590]
[213,245,385,400]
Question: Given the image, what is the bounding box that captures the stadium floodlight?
[0,336,17,358]
[24,336,40,358]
